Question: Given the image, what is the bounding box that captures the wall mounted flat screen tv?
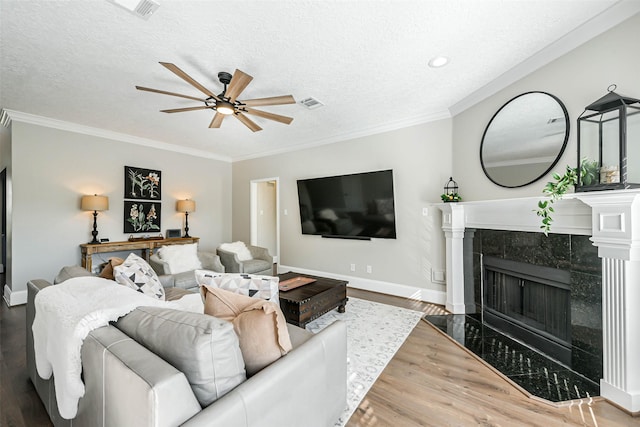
[296,169,396,240]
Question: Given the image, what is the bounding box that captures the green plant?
[441,192,462,202]
[536,159,599,235]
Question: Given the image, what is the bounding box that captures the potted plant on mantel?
[536,159,599,235]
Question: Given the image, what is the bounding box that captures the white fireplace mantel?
[435,189,640,413]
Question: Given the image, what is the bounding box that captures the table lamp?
[176,199,195,238]
[81,194,109,244]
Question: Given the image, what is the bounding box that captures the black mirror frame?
[480,91,570,188]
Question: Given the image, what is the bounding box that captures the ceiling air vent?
[299,97,324,110]
[107,0,160,20]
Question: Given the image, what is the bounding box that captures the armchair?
[149,251,225,292]
[217,244,274,276]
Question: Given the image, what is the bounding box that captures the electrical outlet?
[366,265,372,274]
[350,263,356,272]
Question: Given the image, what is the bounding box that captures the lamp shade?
[176,199,196,213]
[81,194,109,211]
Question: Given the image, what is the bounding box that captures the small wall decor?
[124,166,161,200]
[124,200,161,233]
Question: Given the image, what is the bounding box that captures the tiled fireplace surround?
[436,191,640,413]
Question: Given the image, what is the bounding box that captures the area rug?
[305,297,423,427]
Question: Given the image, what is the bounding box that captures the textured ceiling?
[1,0,637,162]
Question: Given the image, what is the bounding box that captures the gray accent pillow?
[114,306,246,407]
[53,265,94,284]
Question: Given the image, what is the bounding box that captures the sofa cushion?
[196,271,278,303]
[99,257,125,280]
[219,241,252,261]
[201,286,292,376]
[113,253,165,300]
[114,306,246,407]
[164,287,193,301]
[157,243,202,274]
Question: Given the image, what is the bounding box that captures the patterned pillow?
[114,253,165,300]
[195,271,279,303]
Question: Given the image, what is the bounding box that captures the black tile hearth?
[424,313,600,403]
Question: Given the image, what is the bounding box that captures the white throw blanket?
[32,276,204,419]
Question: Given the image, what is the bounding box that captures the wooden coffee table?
[277,272,348,328]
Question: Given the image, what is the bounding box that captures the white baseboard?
[278,265,446,306]
[3,284,27,306]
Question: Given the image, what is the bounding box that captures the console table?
[80,237,199,272]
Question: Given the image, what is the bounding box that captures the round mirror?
[480,91,570,188]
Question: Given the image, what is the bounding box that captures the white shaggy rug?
[305,297,423,426]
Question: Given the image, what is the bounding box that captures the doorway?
[1,168,6,297]
[250,178,279,265]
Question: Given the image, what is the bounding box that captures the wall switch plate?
[350,263,356,272]
[422,207,429,216]
[366,265,372,274]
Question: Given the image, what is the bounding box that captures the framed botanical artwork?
[124,200,161,233]
[124,166,161,200]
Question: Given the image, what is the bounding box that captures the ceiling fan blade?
[209,112,225,128]
[244,108,293,125]
[235,112,262,132]
[242,95,296,107]
[225,69,253,102]
[159,62,220,100]
[161,106,212,113]
[136,86,207,102]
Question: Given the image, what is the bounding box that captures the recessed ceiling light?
[428,56,449,68]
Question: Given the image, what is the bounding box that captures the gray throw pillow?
[114,306,246,407]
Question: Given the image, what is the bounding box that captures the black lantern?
[441,177,461,202]
[576,85,640,191]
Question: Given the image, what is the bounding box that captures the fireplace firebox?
[483,256,572,365]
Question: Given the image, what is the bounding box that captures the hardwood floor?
[345,288,638,427]
[1,288,637,426]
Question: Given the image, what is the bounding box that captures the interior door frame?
[250,177,280,265]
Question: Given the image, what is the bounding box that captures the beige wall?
[7,121,232,300]
[452,13,640,201]
[232,120,451,295]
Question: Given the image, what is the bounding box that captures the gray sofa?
[26,272,347,427]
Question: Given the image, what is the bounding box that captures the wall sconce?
[81,194,109,244]
[176,199,196,238]
[577,84,640,191]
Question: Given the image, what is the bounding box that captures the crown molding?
[449,1,640,117]
[0,109,232,163]
[233,109,451,162]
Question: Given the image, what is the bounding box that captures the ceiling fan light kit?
[136,62,295,132]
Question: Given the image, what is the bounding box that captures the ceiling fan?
[136,62,295,132]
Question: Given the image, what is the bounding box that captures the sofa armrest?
[216,248,241,273]
[149,254,171,275]
[198,252,225,273]
[181,320,347,427]
[78,327,201,427]
[247,245,273,264]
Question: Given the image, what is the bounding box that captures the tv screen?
[296,170,396,239]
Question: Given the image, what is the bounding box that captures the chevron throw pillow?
[114,253,165,300]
